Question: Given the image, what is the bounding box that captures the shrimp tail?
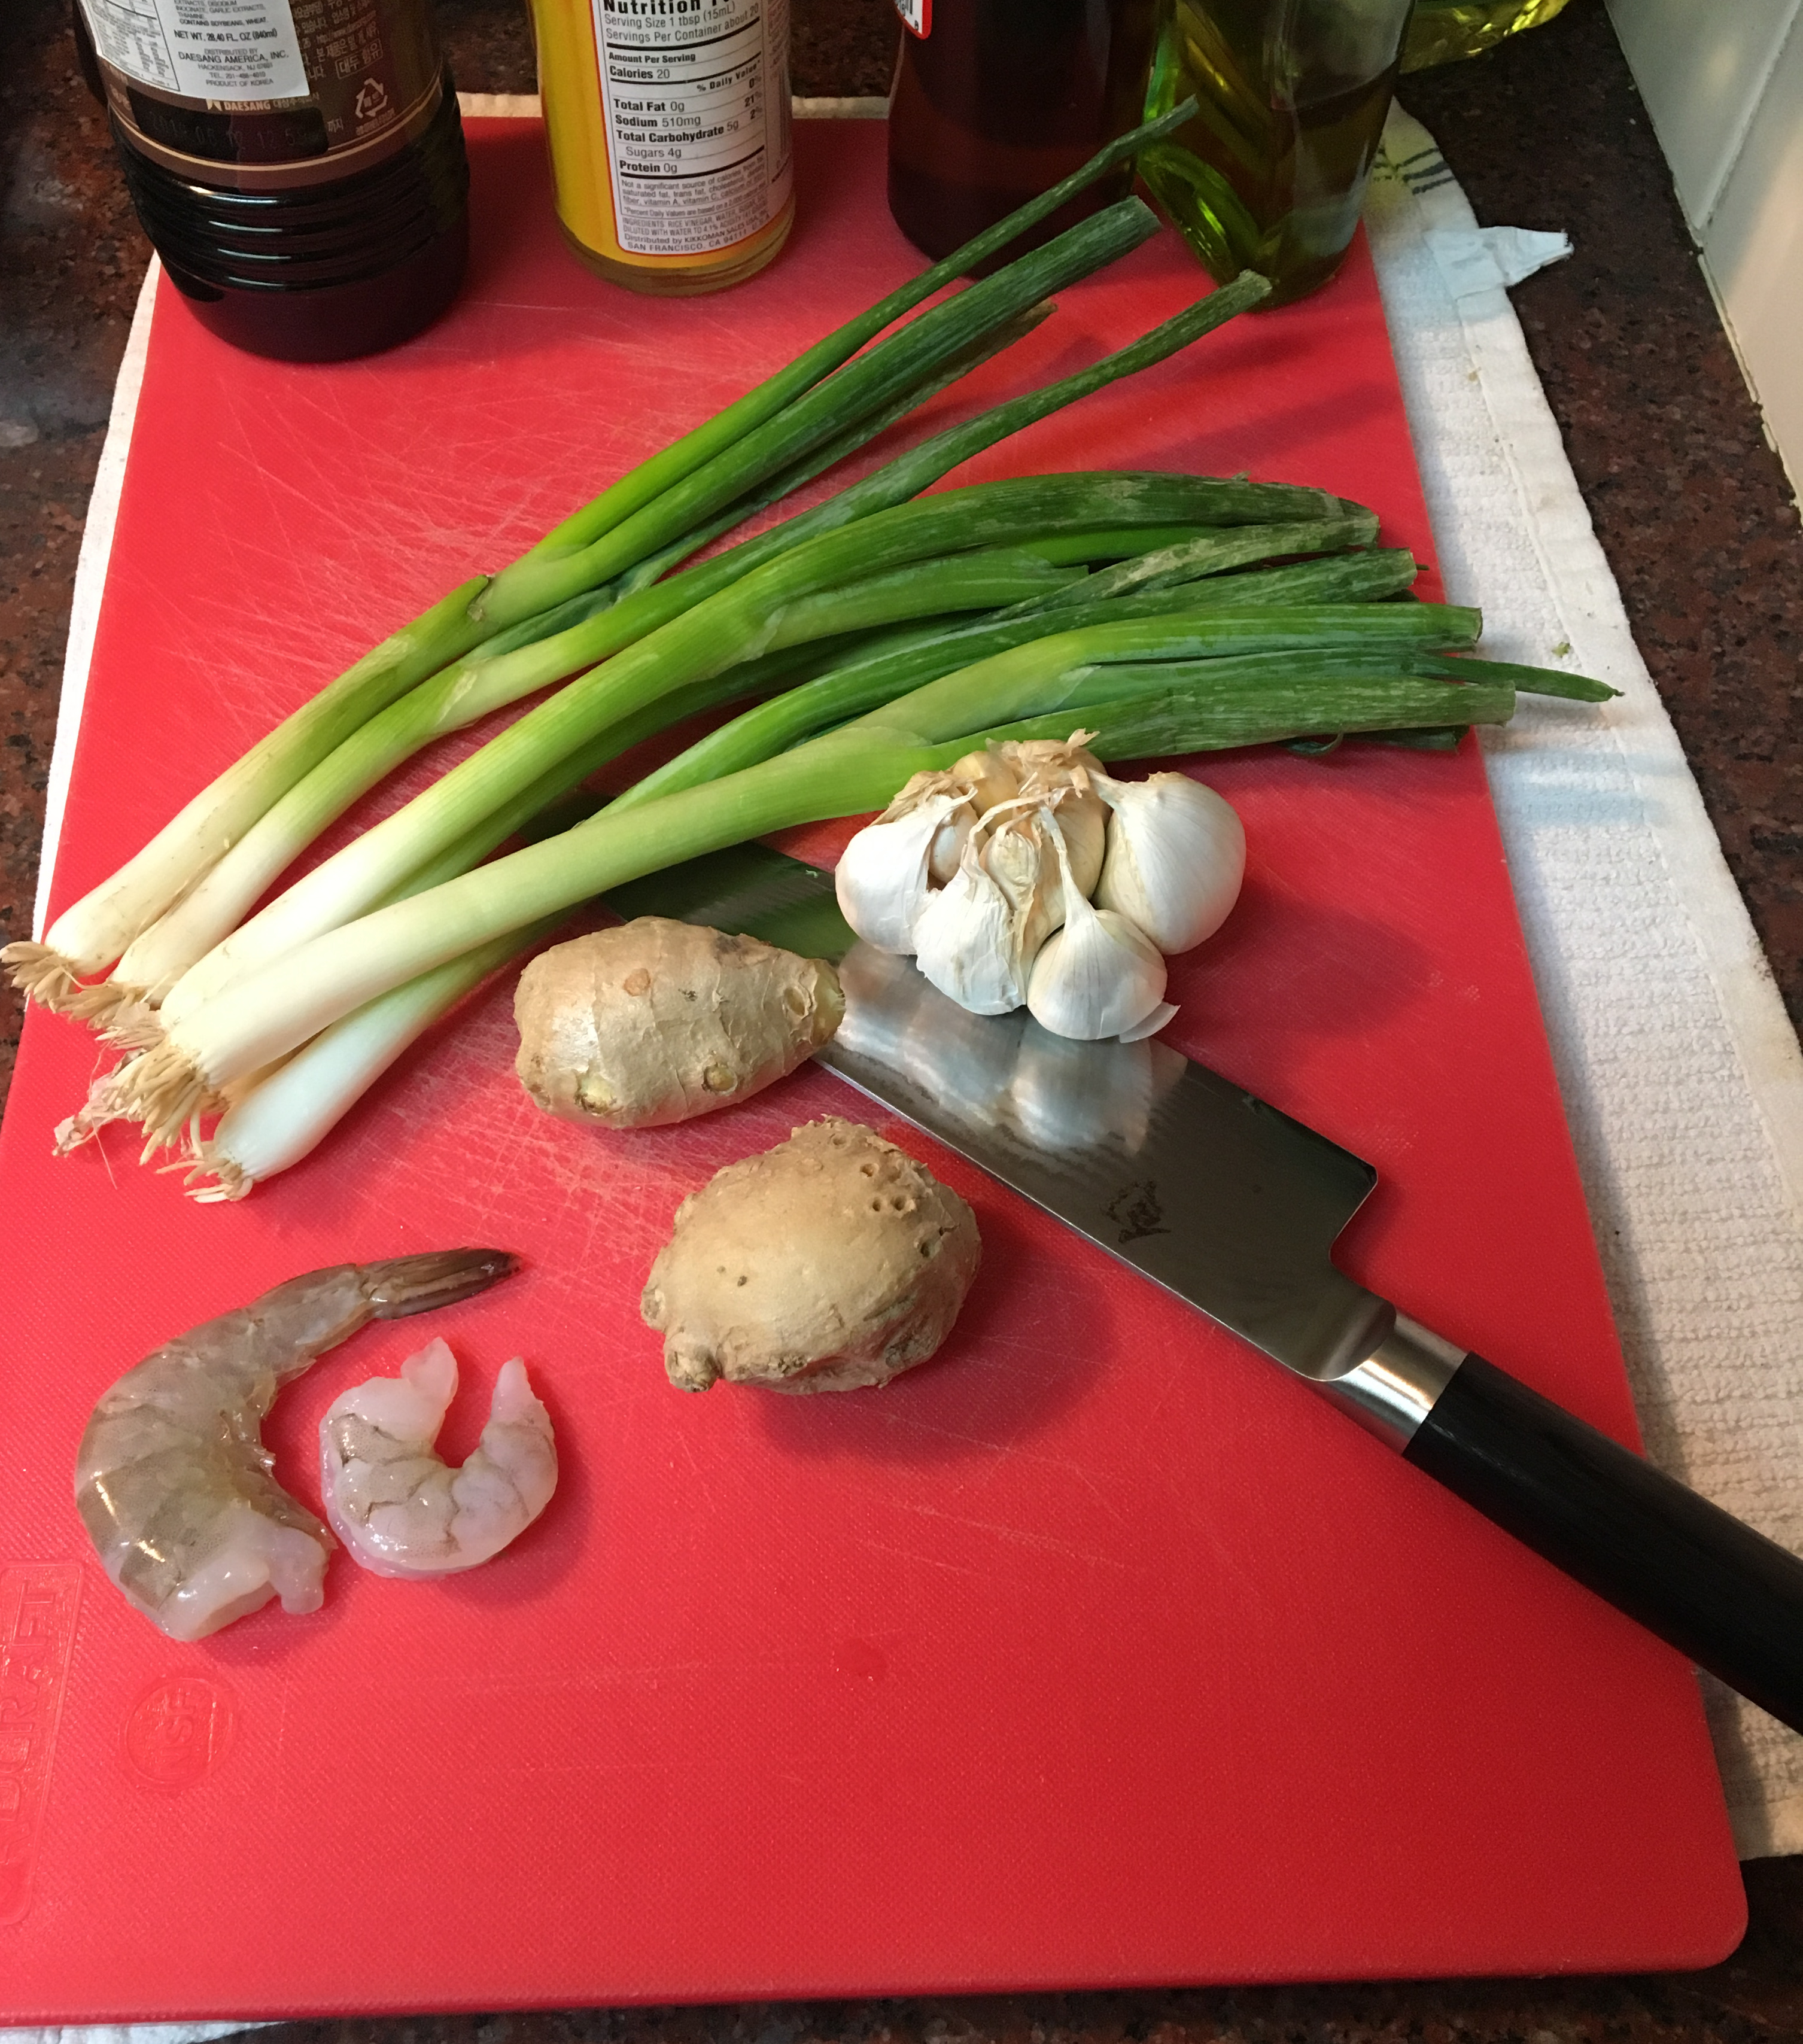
[363,1248,519,1318]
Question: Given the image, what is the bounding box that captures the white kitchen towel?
[1368,101,1803,1860]
[14,96,1803,2044]
[1424,222,1571,297]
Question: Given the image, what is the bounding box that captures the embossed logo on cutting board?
[0,1562,83,1926]
[124,1675,237,1789]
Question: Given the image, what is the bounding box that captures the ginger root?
[513,918,843,1130]
[641,1117,981,1393]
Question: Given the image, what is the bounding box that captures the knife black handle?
[1406,1353,1803,1732]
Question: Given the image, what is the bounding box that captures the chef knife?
[607,844,1803,1734]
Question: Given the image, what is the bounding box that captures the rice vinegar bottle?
[886,0,1158,267]
[530,0,795,294]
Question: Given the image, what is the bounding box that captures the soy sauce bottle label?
[76,0,445,188]
[592,0,793,256]
[82,0,309,101]
[893,0,931,35]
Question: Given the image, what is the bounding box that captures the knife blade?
[606,844,1803,1734]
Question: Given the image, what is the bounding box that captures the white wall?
[1609,0,1803,495]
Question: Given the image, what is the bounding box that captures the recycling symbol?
[354,78,390,120]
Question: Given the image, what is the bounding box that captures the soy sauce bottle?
[72,0,469,361]
[886,0,1158,268]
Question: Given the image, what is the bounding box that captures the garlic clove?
[911,831,1027,1015]
[871,765,985,895]
[1026,809,1169,1041]
[834,792,965,954]
[950,746,1021,819]
[980,802,1065,957]
[927,804,975,887]
[1026,910,1169,1041]
[1029,777,1106,898]
[1093,771,1245,955]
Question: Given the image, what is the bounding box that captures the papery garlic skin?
[835,791,965,954]
[861,766,983,892]
[1094,771,1246,955]
[981,802,1065,963]
[1003,734,1106,898]
[996,735,1102,784]
[1027,811,1169,1041]
[912,832,1028,1015]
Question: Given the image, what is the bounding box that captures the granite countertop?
[3,0,1802,2034]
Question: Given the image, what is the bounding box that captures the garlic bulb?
[835,783,969,954]
[1002,732,1106,898]
[1093,771,1245,955]
[1026,814,1169,1041]
[911,829,1029,1015]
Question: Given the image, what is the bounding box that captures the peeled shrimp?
[319,1338,556,1577]
[74,1250,516,1642]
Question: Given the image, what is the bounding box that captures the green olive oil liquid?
[1138,0,1400,306]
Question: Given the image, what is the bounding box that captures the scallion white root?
[6,576,490,997]
[175,925,545,1199]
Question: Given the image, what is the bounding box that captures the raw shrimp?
[319,1338,556,1577]
[75,1250,516,1642]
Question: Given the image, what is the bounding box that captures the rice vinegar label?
[592,0,793,256]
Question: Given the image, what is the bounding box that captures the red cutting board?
[0,117,1743,2019]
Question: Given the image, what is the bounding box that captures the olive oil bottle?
[886,0,1159,268]
[1403,0,1574,71]
[1136,0,1411,306]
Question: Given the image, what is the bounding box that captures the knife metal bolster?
[1314,1313,1467,1450]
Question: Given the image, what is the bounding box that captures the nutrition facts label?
[591,0,792,256]
[79,0,309,101]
